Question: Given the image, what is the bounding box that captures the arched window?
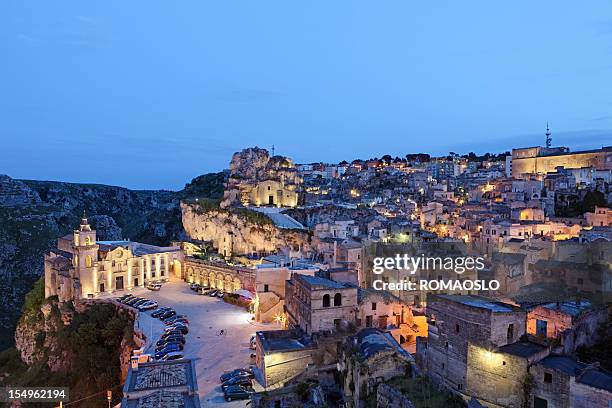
[322,294,330,307]
[85,255,92,268]
[85,236,91,246]
[334,293,342,306]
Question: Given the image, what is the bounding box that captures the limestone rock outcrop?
[181,201,310,256]
[221,147,302,208]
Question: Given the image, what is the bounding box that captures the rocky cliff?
[3,277,139,407]
[181,200,311,255]
[0,172,224,350]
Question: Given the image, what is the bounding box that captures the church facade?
[44,216,183,301]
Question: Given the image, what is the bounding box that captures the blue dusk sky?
[1,1,612,190]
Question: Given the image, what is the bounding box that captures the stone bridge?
[183,257,255,293]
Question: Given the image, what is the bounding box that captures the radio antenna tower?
[545,122,552,148]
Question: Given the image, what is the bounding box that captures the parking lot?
[120,279,279,407]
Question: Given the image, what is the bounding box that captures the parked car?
[156,336,185,347]
[151,307,171,318]
[222,375,252,390]
[155,341,184,352]
[147,282,162,291]
[125,297,141,305]
[161,329,184,339]
[160,351,184,361]
[197,286,210,295]
[220,368,254,383]
[164,314,187,322]
[166,325,188,334]
[166,318,189,327]
[163,315,188,325]
[166,321,189,331]
[189,283,201,291]
[223,385,252,401]
[116,294,132,302]
[208,290,219,297]
[154,343,181,359]
[159,310,176,320]
[132,299,149,307]
[216,292,225,299]
[138,301,158,311]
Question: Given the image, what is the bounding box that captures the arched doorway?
[185,266,194,283]
[225,275,234,293]
[200,271,209,287]
[233,277,242,292]
[171,260,182,278]
[217,275,225,291]
[209,272,216,289]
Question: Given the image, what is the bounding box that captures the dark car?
[151,307,171,318]
[222,375,252,390]
[223,385,251,401]
[125,297,142,305]
[116,294,131,302]
[161,329,184,339]
[220,368,254,383]
[154,343,181,359]
[164,314,188,323]
[166,317,189,326]
[165,325,188,335]
[156,335,185,347]
[155,341,184,352]
[208,289,219,297]
[159,310,176,320]
[130,298,147,306]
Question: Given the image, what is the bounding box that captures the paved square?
[125,279,279,407]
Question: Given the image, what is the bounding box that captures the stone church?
[44,215,183,301]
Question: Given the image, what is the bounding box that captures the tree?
[582,190,606,213]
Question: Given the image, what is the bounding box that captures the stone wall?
[424,295,526,392]
[512,149,612,179]
[183,257,255,292]
[466,343,530,408]
[376,384,415,408]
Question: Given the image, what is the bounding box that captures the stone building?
[221,147,303,208]
[418,295,526,400]
[285,274,358,335]
[530,355,612,408]
[357,288,428,353]
[253,260,318,323]
[254,329,317,388]
[183,257,254,292]
[339,328,415,408]
[585,206,611,227]
[45,216,182,301]
[526,300,609,354]
[466,340,549,408]
[509,145,612,180]
[121,359,200,407]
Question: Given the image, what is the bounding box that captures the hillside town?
[39,137,612,408]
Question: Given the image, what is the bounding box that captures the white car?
[138,301,158,311]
